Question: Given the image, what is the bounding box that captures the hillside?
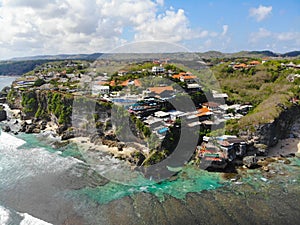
[0,60,58,76]
[211,58,300,137]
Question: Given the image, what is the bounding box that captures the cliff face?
[253,105,300,147]
[0,106,7,121]
[15,89,114,136]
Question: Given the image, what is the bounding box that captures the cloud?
[249,5,272,22]
[134,9,198,42]
[249,28,300,51]
[156,0,164,6]
[249,28,272,43]
[0,0,235,59]
[221,25,228,36]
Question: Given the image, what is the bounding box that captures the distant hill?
[0,60,55,76]
[5,50,300,62]
[1,50,299,76]
[9,53,103,61]
[198,51,226,58]
[281,51,300,57]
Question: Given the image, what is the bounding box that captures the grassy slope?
[212,59,300,133]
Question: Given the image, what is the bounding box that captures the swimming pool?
[157,127,168,134]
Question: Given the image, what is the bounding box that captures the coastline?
[267,138,300,157]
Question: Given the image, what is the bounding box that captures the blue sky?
[0,0,299,59]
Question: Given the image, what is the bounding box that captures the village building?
[233,63,248,69]
[118,70,128,76]
[147,86,174,98]
[92,85,110,95]
[152,66,165,74]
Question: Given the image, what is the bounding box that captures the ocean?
[0,76,18,91]
[0,76,299,225]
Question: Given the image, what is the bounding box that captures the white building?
[93,85,110,95]
[152,66,165,74]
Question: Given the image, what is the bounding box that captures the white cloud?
[0,0,235,59]
[277,32,300,41]
[156,0,164,6]
[249,28,300,51]
[249,5,272,22]
[134,9,202,42]
[221,25,228,36]
[249,28,272,43]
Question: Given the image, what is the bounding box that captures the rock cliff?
[251,104,300,147]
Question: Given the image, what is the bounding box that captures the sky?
[0,0,299,60]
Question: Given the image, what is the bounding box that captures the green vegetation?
[33,78,46,87]
[212,59,300,132]
[0,60,55,75]
[21,91,37,114]
[46,92,73,125]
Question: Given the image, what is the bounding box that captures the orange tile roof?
[121,79,130,86]
[134,79,141,87]
[196,107,211,117]
[183,75,196,80]
[233,63,248,69]
[197,107,210,113]
[172,72,196,80]
[249,60,261,65]
[148,86,174,94]
[110,80,116,86]
[172,74,182,79]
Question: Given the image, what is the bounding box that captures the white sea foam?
[0,132,80,189]
[0,206,10,225]
[0,205,53,225]
[0,131,26,149]
[19,212,53,225]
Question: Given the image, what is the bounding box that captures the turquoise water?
[13,132,224,204]
[1,121,300,225]
[17,133,85,160]
[74,166,222,204]
[9,131,300,206]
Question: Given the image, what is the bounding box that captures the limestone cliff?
[249,104,300,147]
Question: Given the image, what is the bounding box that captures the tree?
[34,78,46,87]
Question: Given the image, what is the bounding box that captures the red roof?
[121,79,130,86]
[233,63,248,69]
[110,80,116,86]
[148,86,174,94]
[134,79,141,87]
[196,107,211,117]
[249,61,261,65]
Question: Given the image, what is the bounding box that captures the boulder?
[57,124,68,135]
[243,155,258,168]
[117,142,125,151]
[19,121,28,132]
[25,124,36,134]
[0,98,6,104]
[32,128,41,133]
[61,130,75,140]
[2,125,11,132]
[0,107,7,121]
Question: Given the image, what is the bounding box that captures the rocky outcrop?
[244,104,300,147]
[243,155,258,168]
[2,125,11,132]
[0,106,7,121]
[61,129,75,140]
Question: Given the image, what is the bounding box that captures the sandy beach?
[70,136,142,159]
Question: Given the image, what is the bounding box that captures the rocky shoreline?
[1,88,300,173]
